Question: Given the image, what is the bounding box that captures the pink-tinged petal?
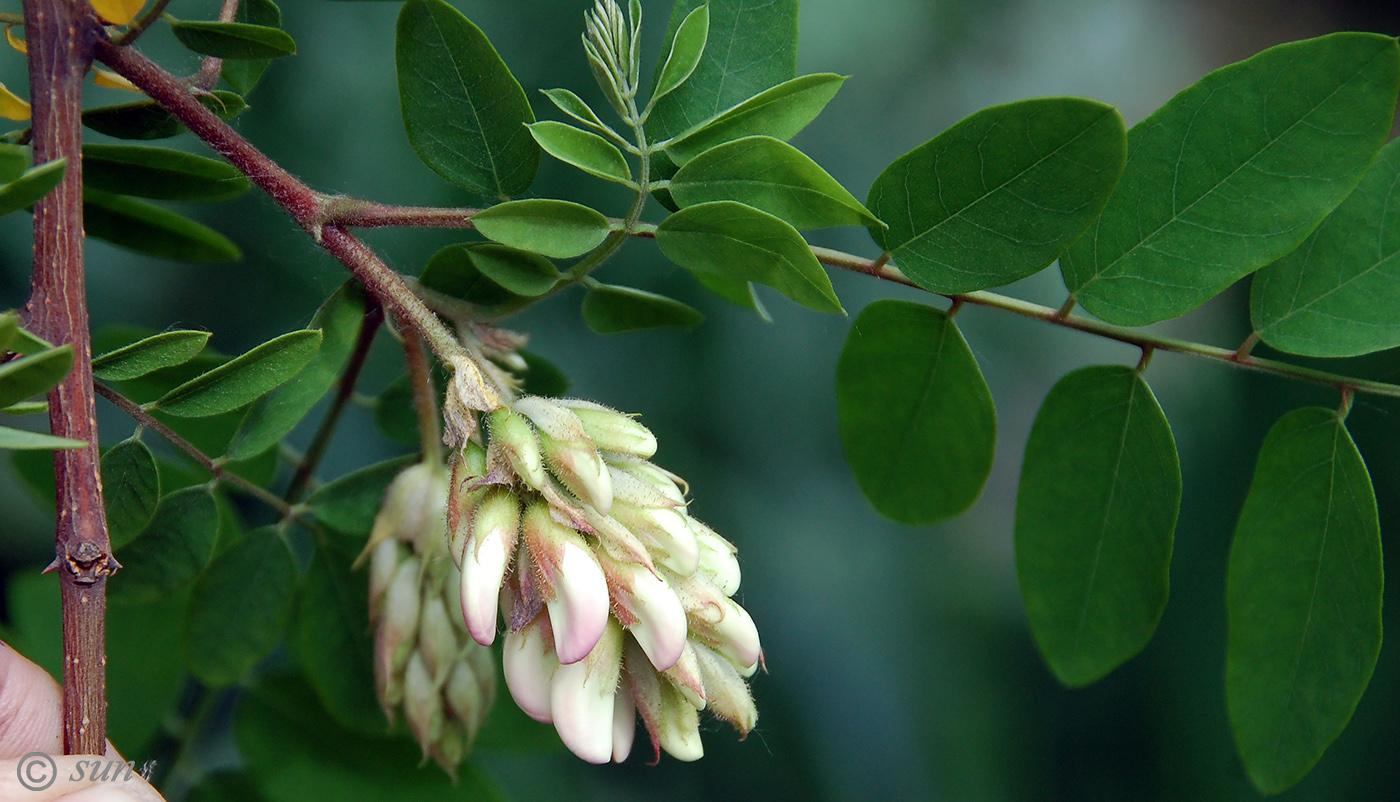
[368,539,400,622]
[461,529,510,646]
[612,680,637,763]
[549,658,617,764]
[696,531,741,596]
[712,599,762,670]
[623,567,688,671]
[546,541,611,664]
[648,508,699,575]
[503,621,558,723]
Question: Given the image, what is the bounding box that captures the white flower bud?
[612,680,636,763]
[503,616,558,723]
[699,598,762,673]
[419,594,460,681]
[488,409,546,488]
[446,660,486,738]
[460,488,520,646]
[613,503,699,575]
[368,539,402,623]
[606,455,687,503]
[694,643,758,734]
[539,429,614,515]
[557,399,658,457]
[377,556,422,686]
[657,682,704,762]
[524,503,611,665]
[662,641,706,710]
[613,562,688,672]
[695,527,741,596]
[404,651,443,754]
[550,620,623,764]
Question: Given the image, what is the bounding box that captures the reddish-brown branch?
[21,0,109,756]
[326,202,481,230]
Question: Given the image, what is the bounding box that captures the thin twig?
[403,329,443,466]
[284,302,384,502]
[189,0,240,90]
[94,382,297,517]
[111,0,175,47]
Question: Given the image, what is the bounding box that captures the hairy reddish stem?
[21,0,108,756]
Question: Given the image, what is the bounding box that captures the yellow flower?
[89,0,147,26]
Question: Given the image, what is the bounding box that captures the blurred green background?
[3,1,1400,799]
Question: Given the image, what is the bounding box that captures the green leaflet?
[1227,407,1382,795]
[1014,366,1180,687]
[110,487,220,603]
[0,426,84,451]
[1251,136,1400,357]
[0,346,73,409]
[540,88,617,141]
[470,199,612,258]
[84,190,242,263]
[691,272,770,320]
[661,74,846,165]
[647,0,798,144]
[373,374,421,446]
[150,330,323,418]
[527,121,632,185]
[171,20,297,60]
[0,311,15,353]
[869,97,1126,294]
[92,330,212,381]
[396,0,539,198]
[82,91,247,140]
[1061,33,1400,326]
[836,300,996,524]
[656,200,842,314]
[672,136,880,230]
[228,285,367,460]
[221,0,283,95]
[292,550,386,734]
[650,4,708,104]
[0,143,27,183]
[237,674,506,802]
[83,145,250,202]
[582,283,704,333]
[0,159,65,218]
[418,242,559,317]
[182,528,298,687]
[102,438,161,550]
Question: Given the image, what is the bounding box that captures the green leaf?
[1227,407,1382,794]
[0,311,16,353]
[102,438,161,550]
[171,20,296,60]
[228,285,368,460]
[519,350,570,398]
[82,91,247,140]
[690,271,769,320]
[540,88,621,143]
[0,346,73,408]
[672,135,881,229]
[92,330,212,381]
[0,143,28,184]
[111,487,220,603]
[307,455,418,541]
[1,401,46,415]
[1061,33,1400,326]
[84,190,242,263]
[1014,366,1180,687]
[1251,136,1400,357]
[293,550,387,733]
[0,158,66,218]
[582,283,704,333]
[661,74,846,165]
[107,591,189,753]
[836,300,996,523]
[373,375,421,446]
[648,0,798,144]
[869,98,1127,294]
[656,200,843,313]
[396,0,539,198]
[471,199,612,258]
[651,4,708,104]
[221,0,282,95]
[527,121,632,185]
[7,327,51,356]
[0,425,84,450]
[238,674,506,802]
[83,145,251,202]
[151,330,323,418]
[183,528,298,687]
[467,242,561,296]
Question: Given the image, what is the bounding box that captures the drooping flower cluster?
[364,463,497,774]
[451,395,761,763]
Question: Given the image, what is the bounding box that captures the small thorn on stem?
[1234,331,1261,362]
[1054,295,1076,319]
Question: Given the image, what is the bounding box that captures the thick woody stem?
[91,39,467,364]
[21,0,108,756]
